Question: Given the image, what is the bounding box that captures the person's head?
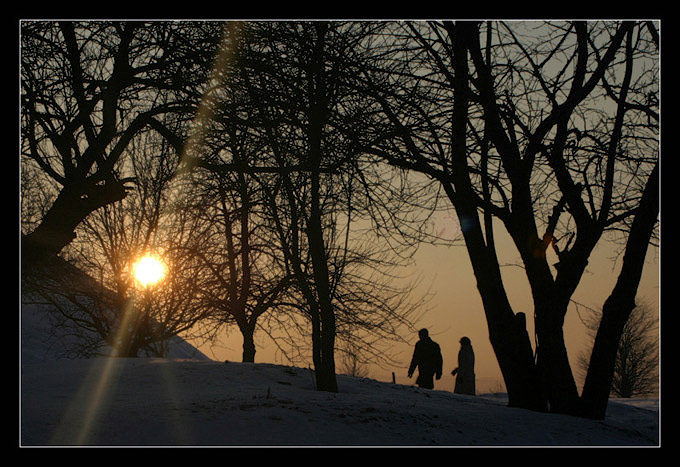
[418,328,429,340]
[460,336,471,346]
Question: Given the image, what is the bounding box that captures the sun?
[134,256,166,287]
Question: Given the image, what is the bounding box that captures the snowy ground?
[19,265,661,448]
[20,357,660,447]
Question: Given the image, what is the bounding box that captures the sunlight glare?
[134,256,166,286]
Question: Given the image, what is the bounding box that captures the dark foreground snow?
[20,358,659,447]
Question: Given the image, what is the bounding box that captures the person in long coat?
[407,329,443,389]
[452,336,476,395]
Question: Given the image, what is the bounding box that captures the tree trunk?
[23,178,129,262]
[114,309,149,358]
[490,311,546,411]
[307,177,339,392]
[535,308,580,414]
[448,21,544,412]
[240,324,256,363]
[314,336,338,392]
[305,21,338,394]
[580,163,658,419]
[449,193,544,411]
[580,297,633,419]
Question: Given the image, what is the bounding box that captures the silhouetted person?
[408,329,443,389]
[451,336,475,395]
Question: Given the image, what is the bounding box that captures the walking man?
[407,329,443,389]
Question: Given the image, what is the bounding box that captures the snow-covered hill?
[20,254,210,363]
[21,300,210,363]
[20,358,659,447]
[19,256,660,447]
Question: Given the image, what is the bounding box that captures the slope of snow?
[21,253,211,363]
[21,301,210,363]
[19,256,660,447]
[20,357,660,447]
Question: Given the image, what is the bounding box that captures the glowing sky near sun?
[134,256,166,287]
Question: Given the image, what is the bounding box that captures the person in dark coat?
[407,329,443,389]
[452,336,476,395]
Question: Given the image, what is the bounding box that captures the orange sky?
[179,22,659,394]
[191,222,660,394]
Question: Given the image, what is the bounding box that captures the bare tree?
[577,300,659,398]
[165,23,300,363]
[22,254,121,358]
[609,302,659,398]
[172,167,295,363]
[337,341,371,379]
[21,21,218,262]
[57,130,213,358]
[359,20,658,418]
[245,22,432,392]
[182,21,431,391]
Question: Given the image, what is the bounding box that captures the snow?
[20,357,660,447]
[20,259,660,447]
[21,301,211,363]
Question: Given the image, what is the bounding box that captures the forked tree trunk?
[449,21,545,413]
[580,164,658,419]
[23,178,129,262]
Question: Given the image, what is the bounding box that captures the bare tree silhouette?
[577,300,659,398]
[21,21,218,262]
[358,20,658,418]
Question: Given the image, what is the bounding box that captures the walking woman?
[452,337,475,395]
